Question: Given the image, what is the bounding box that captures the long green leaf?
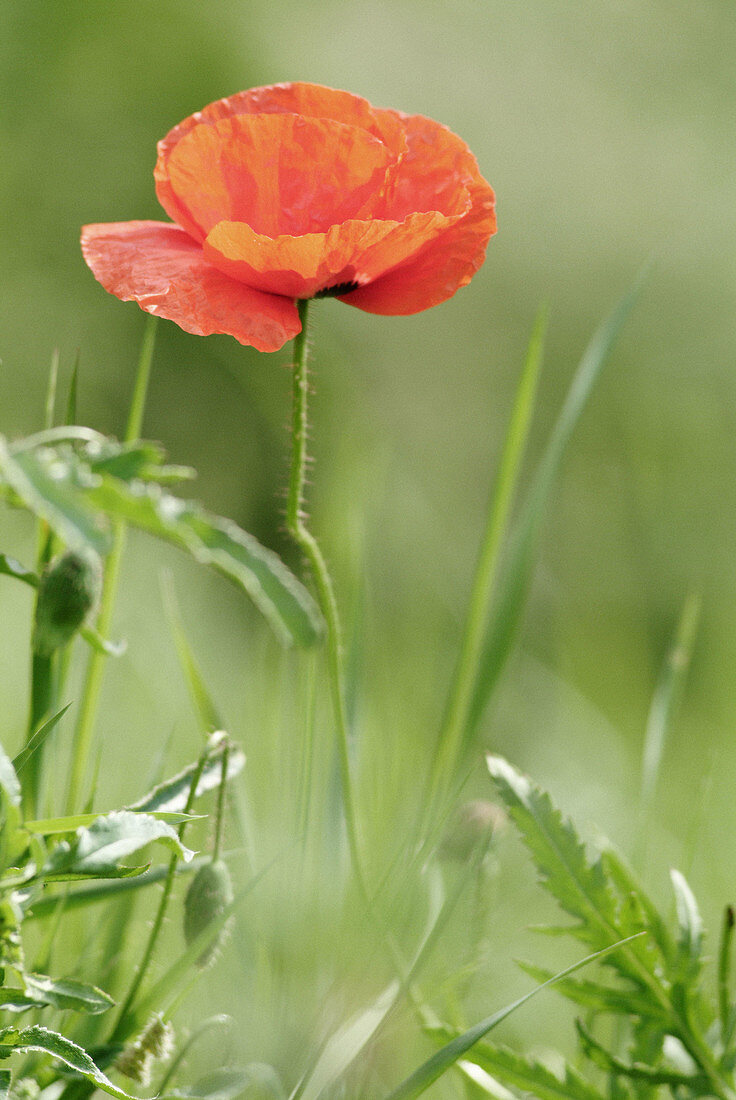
[12,704,72,774]
[86,475,321,646]
[0,1025,140,1100]
[41,811,193,881]
[385,936,643,1100]
[25,810,200,835]
[292,982,399,1100]
[0,437,110,554]
[467,278,643,733]
[129,745,245,814]
[23,973,114,1014]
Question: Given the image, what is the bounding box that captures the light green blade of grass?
[466,275,645,739]
[161,571,225,734]
[384,935,644,1100]
[428,305,547,806]
[290,982,400,1100]
[636,591,700,865]
[64,353,79,426]
[13,704,71,773]
[44,349,59,430]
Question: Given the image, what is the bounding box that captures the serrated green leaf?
[129,745,245,814]
[575,1020,704,1090]
[0,1069,10,1100]
[293,982,399,1100]
[0,1025,140,1099]
[41,811,193,881]
[385,936,644,1100]
[516,961,667,1022]
[486,755,661,992]
[0,554,38,587]
[435,1037,606,1100]
[23,973,114,1014]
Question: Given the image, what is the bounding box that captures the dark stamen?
[314,280,360,299]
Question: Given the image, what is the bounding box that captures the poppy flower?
[81,82,496,353]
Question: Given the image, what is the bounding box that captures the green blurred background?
[2,0,736,1090]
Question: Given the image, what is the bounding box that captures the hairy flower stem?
[65,315,157,815]
[286,300,366,899]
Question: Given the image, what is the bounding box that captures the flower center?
[314,280,361,299]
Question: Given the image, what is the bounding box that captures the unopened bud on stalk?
[183,859,234,968]
[439,799,507,862]
[32,548,102,656]
[115,1014,174,1085]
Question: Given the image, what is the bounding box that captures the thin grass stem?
[65,315,157,814]
[427,307,546,811]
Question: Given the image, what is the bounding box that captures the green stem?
[213,745,229,861]
[65,315,157,814]
[427,307,546,811]
[286,300,365,895]
[112,741,208,1040]
[23,652,54,819]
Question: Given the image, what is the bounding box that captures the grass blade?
[429,305,546,802]
[467,275,645,735]
[385,936,643,1100]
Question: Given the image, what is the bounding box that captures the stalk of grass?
[427,306,547,812]
[65,315,157,814]
[635,590,700,869]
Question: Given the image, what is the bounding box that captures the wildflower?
[81,83,496,352]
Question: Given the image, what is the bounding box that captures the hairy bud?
[32,549,102,656]
[183,859,233,967]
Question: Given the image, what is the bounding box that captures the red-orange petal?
[155,82,406,240]
[345,113,496,314]
[203,209,463,300]
[165,113,396,242]
[80,221,300,352]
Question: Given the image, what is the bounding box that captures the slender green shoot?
[65,315,157,814]
[719,905,735,1043]
[428,305,547,809]
[636,591,700,868]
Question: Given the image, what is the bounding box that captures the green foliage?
[466,755,736,1100]
[0,430,322,647]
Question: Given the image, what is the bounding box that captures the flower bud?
[183,859,233,967]
[115,1015,174,1085]
[439,799,507,862]
[32,549,102,657]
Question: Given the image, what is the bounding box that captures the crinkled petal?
[155,83,406,237]
[343,113,496,315]
[203,210,463,300]
[165,114,395,242]
[80,221,300,352]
